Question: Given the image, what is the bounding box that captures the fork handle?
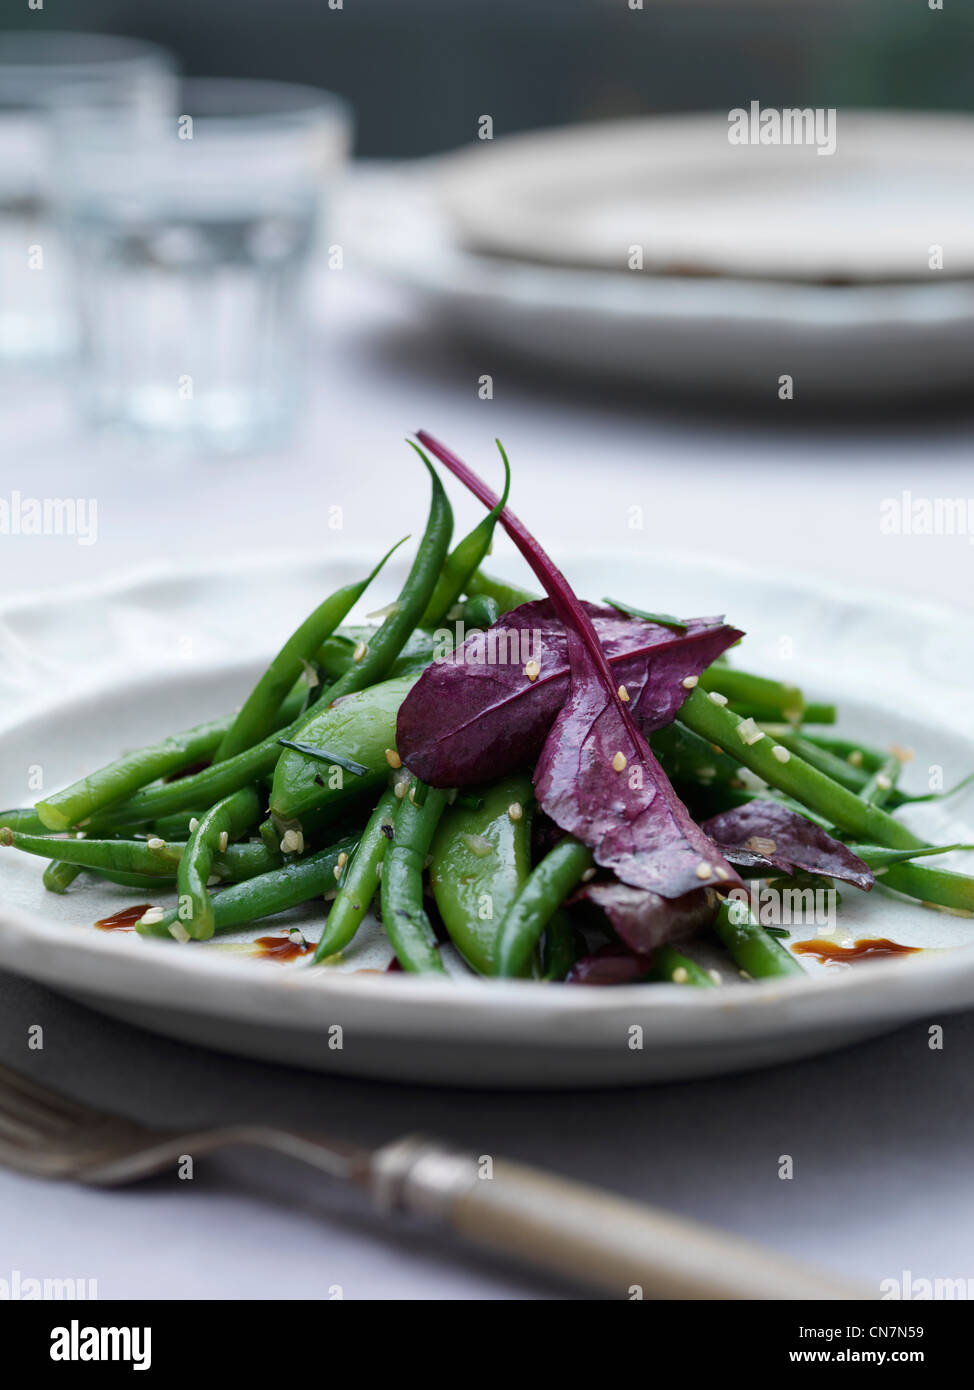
[370,1137,864,1300]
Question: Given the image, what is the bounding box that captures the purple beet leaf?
[702,801,874,890]
[397,598,740,787]
[566,943,653,985]
[571,880,717,955]
[414,431,741,899]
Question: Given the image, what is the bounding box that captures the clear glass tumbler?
[0,30,176,366]
[54,78,351,452]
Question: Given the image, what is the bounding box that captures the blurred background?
[13,0,974,153]
[1,1,972,611]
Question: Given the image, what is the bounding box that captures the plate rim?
[1,546,973,1038]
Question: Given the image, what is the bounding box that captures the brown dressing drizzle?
[253,933,317,962]
[793,937,920,965]
[94,904,152,932]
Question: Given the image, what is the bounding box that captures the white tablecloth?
[1,264,973,1299]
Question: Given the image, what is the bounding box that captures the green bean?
[464,568,538,616]
[380,779,451,973]
[0,826,281,881]
[313,788,398,961]
[494,837,595,979]
[712,898,804,979]
[802,733,888,771]
[874,862,974,915]
[699,667,804,722]
[33,684,309,834]
[797,703,837,726]
[34,714,234,832]
[1,807,57,834]
[650,721,742,787]
[307,448,451,711]
[540,909,578,981]
[680,689,924,851]
[460,592,500,631]
[42,861,81,894]
[758,729,872,794]
[86,705,307,833]
[136,834,359,940]
[214,542,406,763]
[859,755,900,807]
[647,946,715,987]
[176,787,262,940]
[419,442,510,628]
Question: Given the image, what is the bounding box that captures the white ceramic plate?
[1,550,973,1088]
[348,134,974,399]
[435,111,974,283]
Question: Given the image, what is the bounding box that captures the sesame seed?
[394,779,408,799]
[672,966,689,984]
[746,835,777,856]
[352,640,367,662]
[169,920,191,943]
[847,750,864,767]
[611,751,628,772]
[384,748,402,769]
[708,691,728,706]
[337,851,347,869]
[737,717,765,747]
[507,802,523,821]
[524,659,541,682]
[462,833,492,857]
[695,860,712,879]
[889,743,915,763]
[876,773,892,790]
[280,829,304,854]
[708,968,722,985]
[139,907,164,925]
[771,745,790,763]
[147,837,165,850]
[739,969,753,981]
[715,865,730,881]
[618,684,630,702]
[333,863,342,880]
[681,675,699,689]
[217,831,229,853]
[323,890,337,901]
[581,866,597,882]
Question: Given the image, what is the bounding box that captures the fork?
[0,1061,864,1299]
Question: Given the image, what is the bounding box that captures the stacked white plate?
[351,111,974,400]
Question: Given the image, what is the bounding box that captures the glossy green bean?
[680,689,924,851]
[214,543,405,763]
[0,826,281,881]
[419,444,510,628]
[429,772,534,975]
[464,569,538,617]
[647,946,715,987]
[136,834,359,939]
[313,788,398,961]
[494,837,595,979]
[380,780,450,973]
[310,450,452,709]
[540,909,578,982]
[177,787,262,940]
[42,861,81,894]
[712,898,804,979]
[460,593,500,631]
[270,673,417,827]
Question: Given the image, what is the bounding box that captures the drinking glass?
[54,78,351,452]
[0,30,176,365]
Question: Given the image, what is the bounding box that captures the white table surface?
[1,259,973,1300]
